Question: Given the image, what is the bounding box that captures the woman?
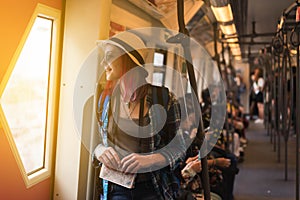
[252,68,264,123]
[93,31,186,200]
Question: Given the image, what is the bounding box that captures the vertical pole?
[176,1,210,199]
[270,56,274,143]
[222,43,230,153]
[295,3,300,199]
[283,50,288,181]
[281,33,288,180]
[213,23,222,74]
[98,0,112,40]
[278,51,282,163]
[228,47,235,155]
[274,54,280,153]
[92,1,112,199]
[296,27,300,200]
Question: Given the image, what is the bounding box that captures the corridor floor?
[233,121,297,200]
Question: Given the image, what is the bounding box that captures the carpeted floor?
[233,121,297,200]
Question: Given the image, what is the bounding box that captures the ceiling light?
[231,47,241,56]
[234,55,242,60]
[226,37,238,43]
[211,4,233,23]
[220,23,237,35]
[229,43,239,49]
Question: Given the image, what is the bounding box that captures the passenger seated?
[177,95,203,199]
[201,89,239,200]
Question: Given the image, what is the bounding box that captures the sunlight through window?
[1,16,53,175]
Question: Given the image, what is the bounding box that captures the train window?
[0,4,61,187]
[153,52,164,67]
[152,72,164,86]
[152,49,167,86]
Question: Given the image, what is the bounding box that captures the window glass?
[1,16,53,174]
[152,72,164,86]
[153,52,164,67]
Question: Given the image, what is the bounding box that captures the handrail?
[166,0,211,199]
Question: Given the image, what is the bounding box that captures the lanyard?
[99,95,110,200]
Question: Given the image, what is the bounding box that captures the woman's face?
[102,44,124,81]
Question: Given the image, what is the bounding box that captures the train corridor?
[234,121,296,200]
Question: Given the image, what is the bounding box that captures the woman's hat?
[97,31,146,67]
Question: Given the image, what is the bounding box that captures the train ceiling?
[127,0,297,60]
[236,0,295,57]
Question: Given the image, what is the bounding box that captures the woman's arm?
[121,153,166,173]
[157,93,186,170]
[120,92,186,173]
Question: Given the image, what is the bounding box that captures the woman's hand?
[185,155,198,164]
[216,157,231,168]
[189,128,198,139]
[120,153,157,173]
[181,160,202,180]
[98,147,121,170]
[190,160,202,173]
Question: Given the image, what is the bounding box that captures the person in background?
[177,95,202,200]
[252,68,265,123]
[201,88,239,200]
[249,72,258,120]
[234,74,246,105]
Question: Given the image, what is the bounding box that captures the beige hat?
[97,31,146,66]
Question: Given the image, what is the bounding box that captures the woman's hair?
[99,53,132,94]
[254,67,263,78]
[97,49,148,118]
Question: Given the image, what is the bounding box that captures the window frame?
[0,3,61,188]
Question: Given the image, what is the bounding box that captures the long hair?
[97,51,148,121]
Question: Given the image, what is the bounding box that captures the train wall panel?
[0,0,62,199]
